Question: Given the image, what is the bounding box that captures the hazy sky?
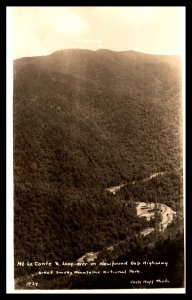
[10,7,185,59]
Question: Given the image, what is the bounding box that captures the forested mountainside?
[13,49,183,289]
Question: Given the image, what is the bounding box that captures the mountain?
[14,49,182,186]
[13,49,183,288]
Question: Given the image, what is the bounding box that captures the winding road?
[106,172,167,195]
[78,172,177,262]
[15,171,177,286]
[136,202,176,236]
[77,201,176,263]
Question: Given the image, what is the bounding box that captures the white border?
[6,7,14,294]
[9,288,185,294]
[6,6,186,294]
[181,7,186,290]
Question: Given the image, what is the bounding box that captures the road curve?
[136,202,176,235]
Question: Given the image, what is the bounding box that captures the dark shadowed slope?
[14,49,182,188]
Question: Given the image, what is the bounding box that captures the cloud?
[93,7,159,28]
[11,7,185,58]
[72,38,103,49]
[12,7,89,58]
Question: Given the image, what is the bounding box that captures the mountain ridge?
[14,48,182,61]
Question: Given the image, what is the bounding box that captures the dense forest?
[13,49,183,289]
